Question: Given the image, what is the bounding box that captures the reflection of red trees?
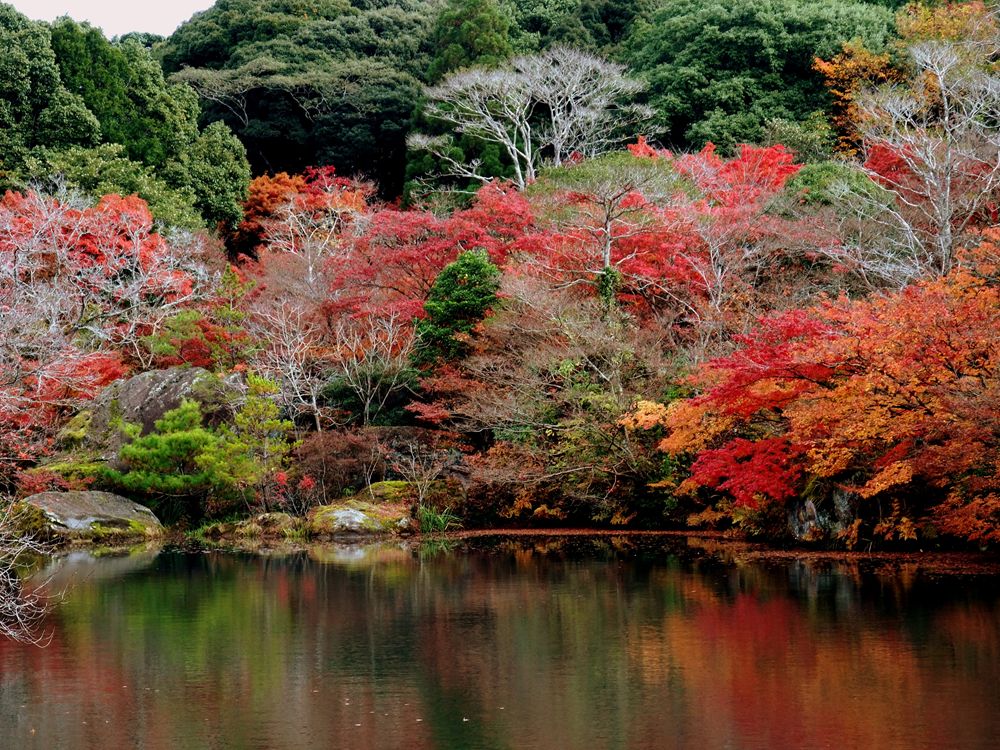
[2,549,999,749]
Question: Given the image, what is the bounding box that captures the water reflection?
[1,536,998,750]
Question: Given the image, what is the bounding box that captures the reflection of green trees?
[3,539,1000,749]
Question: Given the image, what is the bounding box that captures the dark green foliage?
[0,7,100,182]
[50,19,252,230]
[321,369,420,427]
[51,20,201,169]
[427,0,514,82]
[159,0,435,194]
[415,250,501,364]
[783,159,890,206]
[179,121,253,231]
[502,0,653,52]
[308,63,421,196]
[624,0,895,152]
[0,11,251,231]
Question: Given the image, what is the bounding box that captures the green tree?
[160,0,437,195]
[105,400,233,521]
[624,0,895,152]
[208,374,296,511]
[415,249,501,364]
[51,20,202,170]
[35,144,203,229]
[428,0,514,82]
[0,7,101,182]
[180,121,252,231]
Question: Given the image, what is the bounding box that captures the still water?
[1,535,999,750]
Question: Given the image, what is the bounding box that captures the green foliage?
[624,0,895,152]
[178,121,252,231]
[763,113,835,163]
[500,0,654,52]
[104,400,234,520]
[0,7,101,183]
[417,504,462,532]
[427,0,514,82]
[415,249,502,364]
[52,20,201,170]
[44,18,251,231]
[159,0,434,195]
[103,377,295,520]
[784,160,890,206]
[34,144,203,229]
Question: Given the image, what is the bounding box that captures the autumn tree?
[814,41,901,155]
[527,151,680,292]
[822,8,1000,286]
[634,232,1000,545]
[327,310,418,426]
[259,168,372,295]
[415,272,674,523]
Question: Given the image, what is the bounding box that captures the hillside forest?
[2,0,1000,548]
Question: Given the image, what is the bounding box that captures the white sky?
[8,0,215,37]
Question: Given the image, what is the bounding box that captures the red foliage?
[690,437,805,508]
[329,183,532,316]
[674,143,800,208]
[648,234,1000,541]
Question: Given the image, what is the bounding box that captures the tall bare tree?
[828,22,1000,286]
[410,47,649,190]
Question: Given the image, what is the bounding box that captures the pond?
[1,534,999,750]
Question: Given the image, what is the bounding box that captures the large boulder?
[20,491,163,544]
[57,366,239,461]
[307,499,415,538]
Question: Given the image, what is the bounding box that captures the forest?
[1,0,998,550]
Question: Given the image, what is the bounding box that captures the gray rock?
[58,366,239,460]
[22,491,162,542]
[323,508,371,534]
[396,516,417,534]
[787,488,859,542]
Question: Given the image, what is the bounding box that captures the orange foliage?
[632,232,1000,542]
[814,41,901,155]
[897,0,997,43]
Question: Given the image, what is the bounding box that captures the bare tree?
[249,303,334,432]
[261,179,369,293]
[331,310,417,426]
[410,47,648,190]
[829,28,1000,286]
[389,442,451,508]
[515,46,651,166]
[0,501,50,645]
[412,68,537,190]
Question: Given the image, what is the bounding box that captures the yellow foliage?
[620,400,670,430]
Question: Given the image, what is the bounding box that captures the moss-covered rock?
[19,491,163,545]
[307,499,414,538]
[57,366,241,463]
[361,481,417,503]
[195,512,308,543]
[357,479,465,509]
